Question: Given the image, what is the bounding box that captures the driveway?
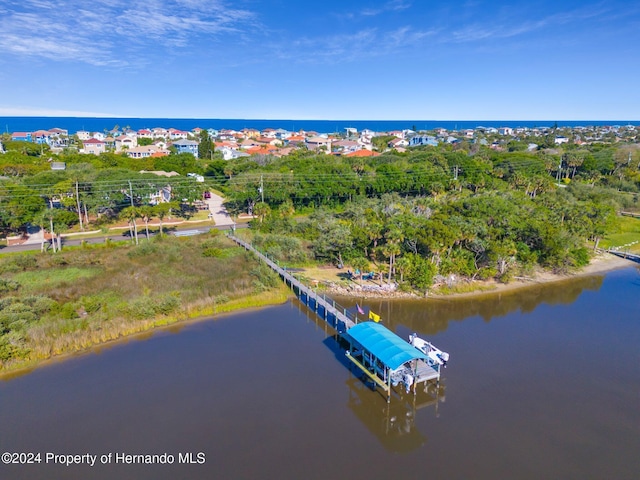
[205,193,234,226]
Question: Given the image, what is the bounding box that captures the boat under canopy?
[343,322,445,402]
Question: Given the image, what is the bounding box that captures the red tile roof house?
[11,132,32,141]
[344,149,380,158]
[137,129,153,139]
[82,137,106,155]
[168,128,188,140]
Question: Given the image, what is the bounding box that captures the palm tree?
[154,203,173,237]
[139,205,153,240]
[120,206,140,245]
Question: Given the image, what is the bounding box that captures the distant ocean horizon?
[1,117,639,134]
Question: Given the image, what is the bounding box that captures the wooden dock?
[228,234,358,332]
[607,249,640,263]
[228,233,448,403]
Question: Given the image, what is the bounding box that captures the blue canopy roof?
[346,322,428,371]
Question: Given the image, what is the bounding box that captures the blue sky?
[0,0,638,120]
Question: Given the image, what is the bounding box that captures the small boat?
[409,333,450,367]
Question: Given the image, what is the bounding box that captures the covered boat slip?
[343,322,442,403]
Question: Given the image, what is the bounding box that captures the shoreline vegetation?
[0,232,290,377]
[1,233,634,378]
[321,253,633,299]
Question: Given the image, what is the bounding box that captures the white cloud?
[0,0,257,67]
[449,4,612,43]
[271,25,435,64]
[362,0,412,17]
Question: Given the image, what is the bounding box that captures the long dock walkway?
[607,249,640,263]
[228,234,358,332]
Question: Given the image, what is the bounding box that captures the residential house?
[137,129,153,139]
[76,131,91,141]
[275,128,291,140]
[344,149,380,158]
[126,145,169,158]
[152,127,168,139]
[242,128,260,139]
[388,138,409,149]
[49,128,68,136]
[305,136,332,152]
[240,138,261,149]
[554,136,569,145]
[149,185,173,205]
[286,134,306,145]
[115,135,137,152]
[11,132,32,142]
[82,138,106,155]
[332,140,360,153]
[256,137,282,146]
[246,145,278,156]
[498,127,514,136]
[172,139,199,157]
[168,128,188,140]
[216,145,249,160]
[409,135,438,147]
[32,130,52,144]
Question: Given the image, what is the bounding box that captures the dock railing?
[228,233,359,332]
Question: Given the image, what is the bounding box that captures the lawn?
[600,215,640,252]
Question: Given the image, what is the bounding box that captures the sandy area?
[299,253,635,300]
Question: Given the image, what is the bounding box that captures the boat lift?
[343,322,449,403]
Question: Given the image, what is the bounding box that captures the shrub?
[0,279,20,293]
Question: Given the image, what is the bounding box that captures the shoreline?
[1,254,634,379]
[323,254,635,300]
[0,288,290,380]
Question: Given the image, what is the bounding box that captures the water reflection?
[339,274,605,336]
[345,376,445,453]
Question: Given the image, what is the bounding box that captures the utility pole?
[128,180,139,245]
[75,180,84,231]
[128,180,135,208]
[259,175,264,203]
[49,215,57,253]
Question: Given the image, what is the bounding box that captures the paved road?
[2,193,241,254]
[0,224,247,254]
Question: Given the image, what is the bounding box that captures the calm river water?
[1,267,639,480]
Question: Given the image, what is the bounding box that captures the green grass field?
[600,216,640,252]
